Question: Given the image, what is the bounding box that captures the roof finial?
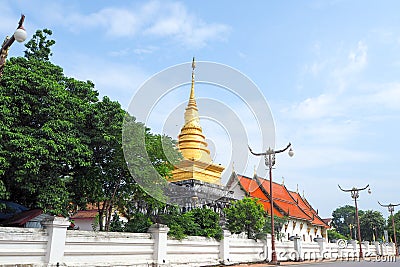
[296,184,299,193]
[188,57,197,107]
[253,165,257,177]
[282,177,285,185]
[232,161,235,173]
[302,190,305,198]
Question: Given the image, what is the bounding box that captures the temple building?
[225,172,330,242]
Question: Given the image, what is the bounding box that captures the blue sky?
[2,0,400,218]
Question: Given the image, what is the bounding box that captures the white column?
[372,241,380,256]
[315,237,325,259]
[293,236,302,261]
[265,234,272,261]
[41,216,70,266]
[391,242,396,255]
[219,230,231,264]
[149,224,169,266]
[349,239,357,251]
[362,241,369,256]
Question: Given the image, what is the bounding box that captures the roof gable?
[231,172,329,228]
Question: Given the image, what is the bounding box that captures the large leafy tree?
[0,29,95,214]
[331,205,358,238]
[224,197,266,239]
[359,210,385,241]
[0,29,180,227]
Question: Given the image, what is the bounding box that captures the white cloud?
[66,7,141,37]
[288,94,341,120]
[304,61,326,76]
[63,1,230,48]
[332,41,368,92]
[133,46,158,55]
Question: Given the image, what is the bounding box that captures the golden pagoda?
[170,58,225,185]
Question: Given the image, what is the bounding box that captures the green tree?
[327,229,347,241]
[160,205,196,239]
[359,210,385,241]
[24,29,55,61]
[159,206,222,240]
[224,197,266,239]
[124,212,153,233]
[263,215,288,240]
[187,208,223,240]
[0,29,95,215]
[0,29,181,225]
[331,205,357,238]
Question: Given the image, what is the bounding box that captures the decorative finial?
[302,190,305,198]
[188,57,197,108]
[282,177,285,185]
[191,57,196,86]
[253,165,257,177]
[296,184,299,193]
[232,161,235,173]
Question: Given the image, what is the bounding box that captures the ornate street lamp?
[378,201,400,256]
[249,143,294,265]
[0,14,27,79]
[338,184,371,258]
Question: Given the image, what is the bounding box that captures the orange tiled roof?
[70,210,98,219]
[289,191,329,228]
[236,175,282,216]
[235,173,329,228]
[257,177,311,221]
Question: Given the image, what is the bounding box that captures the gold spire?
[176,57,211,162]
[170,58,224,185]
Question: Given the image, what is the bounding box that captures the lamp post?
[338,184,371,258]
[0,14,27,79]
[378,201,400,256]
[249,143,294,265]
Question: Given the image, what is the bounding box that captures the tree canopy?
[331,205,388,242]
[331,205,357,238]
[359,210,385,241]
[0,29,180,231]
[224,197,267,239]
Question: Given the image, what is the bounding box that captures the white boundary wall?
[0,217,396,266]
